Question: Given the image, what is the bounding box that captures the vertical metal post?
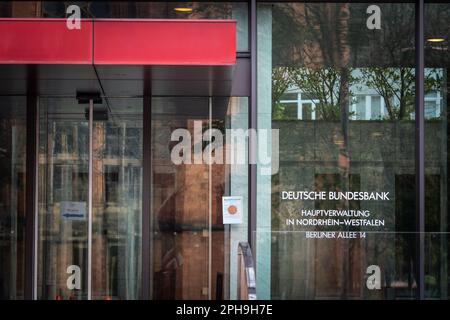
[87,99,93,300]
[33,98,40,300]
[25,66,37,300]
[249,0,257,253]
[443,70,450,299]
[208,97,213,300]
[142,70,152,300]
[415,0,425,300]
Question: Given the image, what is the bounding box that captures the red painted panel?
[93,19,236,65]
[0,19,93,64]
[0,19,236,66]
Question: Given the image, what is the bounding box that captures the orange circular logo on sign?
[227,205,238,215]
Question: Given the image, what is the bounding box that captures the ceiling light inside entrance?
[174,7,193,12]
[427,38,445,43]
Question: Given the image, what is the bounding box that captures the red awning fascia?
[0,18,93,64]
[0,18,236,65]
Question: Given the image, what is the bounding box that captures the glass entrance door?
[36,95,247,300]
[151,97,217,300]
[150,97,248,300]
[37,97,143,300]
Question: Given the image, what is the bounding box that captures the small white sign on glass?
[60,201,86,221]
[222,196,243,224]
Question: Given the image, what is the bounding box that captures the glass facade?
[0,96,26,299]
[37,98,143,300]
[424,2,450,299]
[258,2,417,300]
[256,1,449,300]
[151,97,248,299]
[0,0,449,300]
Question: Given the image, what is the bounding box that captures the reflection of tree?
[290,67,357,121]
[362,68,414,120]
[272,67,292,120]
[360,68,441,120]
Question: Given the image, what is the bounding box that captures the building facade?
[0,1,449,300]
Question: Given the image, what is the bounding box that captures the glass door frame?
[32,96,98,300]
[87,98,93,300]
[28,94,222,300]
[31,94,150,300]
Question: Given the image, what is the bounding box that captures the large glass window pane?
[0,96,26,299]
[150,97,248,299]
[216,97,249,300]
[38,98,89,300]
[257,2,417,299]
[91,98,143,300]
[38,98,144,300]
[424,2,450,300]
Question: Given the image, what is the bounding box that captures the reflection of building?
[37,115,143,299]
[152,118,227,300]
